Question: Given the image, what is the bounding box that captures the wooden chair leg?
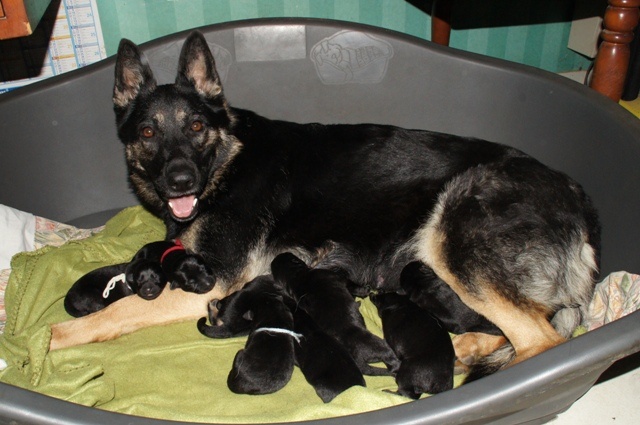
[431,0,453,46]
[590,0,640,101]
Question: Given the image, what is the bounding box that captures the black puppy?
[271,253,400,376]
[65,240,176,317]
[371,292,454,398]
[65,240,212,317]
[285,296,365,403]
[400,261,507,370]
[400,261,502,336]
[198,276,296,395]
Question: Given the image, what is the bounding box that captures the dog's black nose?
[139,284,161,300]
[166,159,197,192]
[168,172,195,191]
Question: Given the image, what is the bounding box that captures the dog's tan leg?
[433,264,564,366]
[453,332,508,367]
[50,286,225,351]
[472,294,565,366]
[416,229,565,367]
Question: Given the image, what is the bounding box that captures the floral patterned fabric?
[586,271,640,331]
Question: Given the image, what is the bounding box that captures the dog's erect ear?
[176,31,223,99]
[113,39,157,110]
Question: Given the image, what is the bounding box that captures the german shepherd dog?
[50,31,600,377]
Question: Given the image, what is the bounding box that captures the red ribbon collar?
[160,239,185,264]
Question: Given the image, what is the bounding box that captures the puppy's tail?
[463,343,515,383]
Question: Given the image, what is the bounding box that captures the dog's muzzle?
[164,159,200,220]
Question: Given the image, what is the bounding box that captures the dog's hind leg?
[424,253,564,367]
[50,285,225,350]
[411,161,599,371]
[414,224,589,369]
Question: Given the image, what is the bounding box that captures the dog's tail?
[463,343,516,383]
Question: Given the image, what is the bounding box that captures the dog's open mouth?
[168,195,199,220]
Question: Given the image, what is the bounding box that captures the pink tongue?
[168,195,197,218]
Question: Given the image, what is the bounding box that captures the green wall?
[96,0,594,73]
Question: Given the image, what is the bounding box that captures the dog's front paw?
[169,254,215,293]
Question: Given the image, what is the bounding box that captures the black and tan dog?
[50,31,601,377]
[271,252,400,376]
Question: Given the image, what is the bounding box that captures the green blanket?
[0,207,461,423]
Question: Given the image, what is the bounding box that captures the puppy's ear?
[176,31,223,99]
[113,39,156,111]
[242,310,254,321]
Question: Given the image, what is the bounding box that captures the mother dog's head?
[112,32,242,223]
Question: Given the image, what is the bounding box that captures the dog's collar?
[102,273,129,298]
[160,239,185,264]
[253,327,303,344]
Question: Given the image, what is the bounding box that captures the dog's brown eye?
[141,127,155,138]
[191,120,204,132]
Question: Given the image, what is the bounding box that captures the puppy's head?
[125,259,166,300]
[113,32,242,223]
[199,275,281,338]
[369,291,405,312]
[271,252,310,290]
[399,261,439,296]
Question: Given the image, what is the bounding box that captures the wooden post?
[590,0,640,101]
[431,0,453,46]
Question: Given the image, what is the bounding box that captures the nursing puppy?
[271,253,400,376]
[284,296,365,403]
[400,261,507,371]
[50,32,600,378]
[198,276,296,395]
[371,291,455,398]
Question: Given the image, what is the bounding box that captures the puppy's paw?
[169,254,215,294]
